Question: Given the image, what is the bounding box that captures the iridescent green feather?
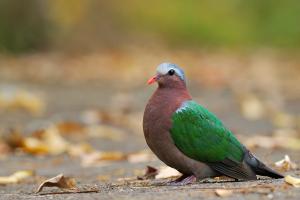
[170,100,244,163]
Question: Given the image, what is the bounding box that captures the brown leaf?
[215,189,233,197]
[137,166,158,180]
[23,126,70,155]
[56,121,85,135]
[0,170,34,185]
[36,174,77,193]
[3,129,25,150]
[284,175,300,188]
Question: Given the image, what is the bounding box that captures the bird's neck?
[150,85,192,113]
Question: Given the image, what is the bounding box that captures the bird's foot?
[166,175,197,186]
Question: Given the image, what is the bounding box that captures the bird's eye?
[168,69,175,76]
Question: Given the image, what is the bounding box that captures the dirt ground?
[0,51,299,199]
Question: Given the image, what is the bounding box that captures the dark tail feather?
[244,150,284,179]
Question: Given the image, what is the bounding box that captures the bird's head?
[147,63,186,88]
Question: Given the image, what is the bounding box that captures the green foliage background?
[1,0,300,53]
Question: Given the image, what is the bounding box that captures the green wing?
[170,100,256,179]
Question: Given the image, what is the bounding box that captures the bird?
[143,62,283,185]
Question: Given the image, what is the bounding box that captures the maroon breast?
[143,86,193,174]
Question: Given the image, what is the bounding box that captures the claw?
[166,175,197,186]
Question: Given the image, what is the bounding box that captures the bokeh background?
[0,1,300,198]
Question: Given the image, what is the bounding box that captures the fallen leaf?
[22,137,49,154]
[36,174,77,193]
[215,189,233,197]
[275,155,298,171]
[155,166,181,179]
[137,166,158,180]
[0,87,45,115]
[3,129,25,150]
[284,175,300,188]
[56,121,85,135]
[23,126,70,155]
[0,170,34,185]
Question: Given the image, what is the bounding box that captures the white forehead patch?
[156,62,185,81]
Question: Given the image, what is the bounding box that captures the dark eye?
[168,69,175,76]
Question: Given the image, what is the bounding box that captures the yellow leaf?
[0,170,34,185]
[285,175,300,187]
[155,166,181,179]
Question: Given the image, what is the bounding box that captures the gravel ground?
[0,81,299,200]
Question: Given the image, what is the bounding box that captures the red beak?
[147,75,157,85]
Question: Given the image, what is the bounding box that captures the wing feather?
[170,100,256,180]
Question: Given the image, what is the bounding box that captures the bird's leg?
[166,174,197,186]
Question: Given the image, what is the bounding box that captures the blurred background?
[0,0,299,194]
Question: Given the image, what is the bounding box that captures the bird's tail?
[244,150,284,179]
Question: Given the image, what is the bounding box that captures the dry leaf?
[275,155,297,171]
[155,166,181,179]
[56,121,85,135]
[284,175,300,188]
[0,170,34,185]
[3,130,25,149]
[23,126,70,155]
[0,88,45,115]
[36,174,77,193]
[137,166,158,180]
[215,189,233,197]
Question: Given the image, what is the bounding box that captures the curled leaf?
[36,174,77,193]
[155,166,181,179]
[284,175,300,188]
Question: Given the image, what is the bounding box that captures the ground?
[0,50,299,199]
